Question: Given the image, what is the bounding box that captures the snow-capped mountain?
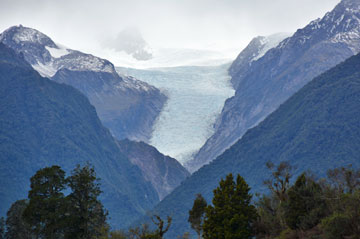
[0,25,167,142]
[186,0,360,173]
[0,25,114,77]
[228,33,291,89]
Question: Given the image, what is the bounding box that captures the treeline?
[2,163,359,239]
[1,164,108,239]
[0,164,171,239]
[187,162,360,239]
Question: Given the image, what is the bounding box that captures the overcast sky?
[0,0,341,59]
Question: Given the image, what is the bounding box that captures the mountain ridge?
[0,43,159,228]
[117,139,190,200]
[188,0,360,172]
[0,25,166,142]
[147,50,360,239]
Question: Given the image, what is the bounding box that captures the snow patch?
[252,33,291,61]
[32,61,57,77]
[12,27,48,44]
[45,45,69,58]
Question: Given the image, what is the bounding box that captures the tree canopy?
[203,174,257,239]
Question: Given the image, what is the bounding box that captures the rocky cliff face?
[117,139,190,200]
[228,33,291,89]
[0,25,166,142]
[187,0,360,173]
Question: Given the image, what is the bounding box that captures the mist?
[0,0,340,63]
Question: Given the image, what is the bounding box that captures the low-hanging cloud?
[0,0,341,59]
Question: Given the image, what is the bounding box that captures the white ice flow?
[118,64,235,164]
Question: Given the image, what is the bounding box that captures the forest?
[1,162,359,239]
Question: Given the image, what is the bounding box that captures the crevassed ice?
[118,64,235,164]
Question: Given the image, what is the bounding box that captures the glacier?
[117,64,235,164]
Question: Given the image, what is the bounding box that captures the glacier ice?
[117,64,235,164]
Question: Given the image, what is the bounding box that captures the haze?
[0,0,340,64]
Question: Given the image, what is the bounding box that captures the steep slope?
[0,43,159,228]
[228,33,291,89]
[0,25,166,142]
[117,139,190,200]
[117,65,234,164]
[189,0,360,172]
[147,50,360,238]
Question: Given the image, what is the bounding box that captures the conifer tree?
[66,164,108,239]
[188,194,207,239]
[284,173,327,230]
[23,165,67,238]
[203,174,257,239]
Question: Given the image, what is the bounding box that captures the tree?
[188,194,207,239]
[263,161,293,203]
[203,174,257,239]
[0,217,5,239]
[255,161,294,237]
[254,194,284,238]
[284,173,327,231]
[66,164,108,239]
[5,200,32,239]
[327,165,360,195]
[151,215,172,238]
[23,165,67,238]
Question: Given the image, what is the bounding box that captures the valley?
[1,0,360,238]
[117,64,235,164]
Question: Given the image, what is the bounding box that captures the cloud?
[0,0,341,59]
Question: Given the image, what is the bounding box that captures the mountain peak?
[0,25,56,48]
[0,25,118,76]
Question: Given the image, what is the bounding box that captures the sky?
[0,0,341,64]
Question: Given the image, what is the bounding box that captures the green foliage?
[109,230,127,239]
[66,164,108,239]
[0,217,4,239]
[23,166,67,238]
[5,200,32,239]
[203,174,257,239]
[5,165,109,239]
[321,213,352,239]
[146,52,360,237]
[188,194,207,238]
[284,173,327,230]
[254,195,285,238]
[0,43,159,228]
[321,190,360,238]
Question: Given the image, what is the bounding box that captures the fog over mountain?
[0,0,339,66]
